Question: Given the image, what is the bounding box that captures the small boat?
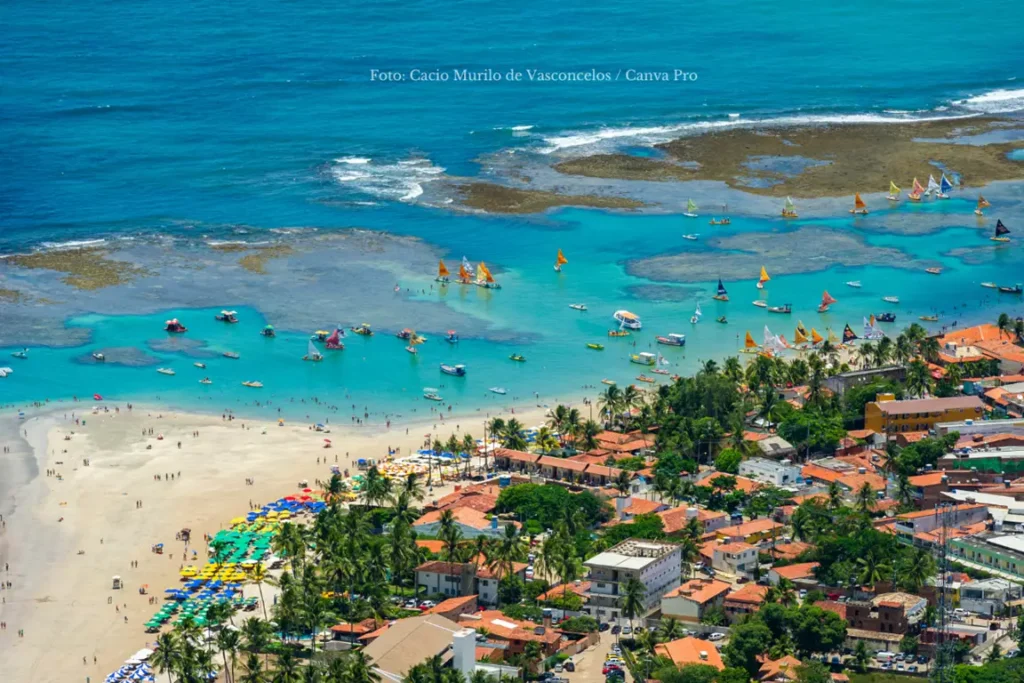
[325,327,344,350]
[709,218,730,226]
[682,234,699,241]
[396,328,414,340]
[601,379,616,386]
[768,304,792,314]
[613,310,642,330]
[652,368,671,376]
[92,352,105,362]
[887,180,901,201]
[165,318,188,333]
[607,330,630,337]
[810,328,824,345]
[0,368,12,378]
[509,354,526,362]
[920,315,939,322]
[882,296,900,304]
[457,261,473,284]
[489,387,507,395]
[752,300,767,308]
[876,313,897,323]
[215,310,239,323]
[781,196,798,218]
[716,316,727,324]
[818,290,837,313]
[849,192,868,215]
[569,303,588,311]
[445,330,459,344]
[223,351,240,359]
[440,363,467,377]
[656,333,686,347]
[405,332,425,354]
[261,325,276,338]
[636,374,656,383]
[925,175,940,197]
[998,283,1023,295]
[690,302,702,324]
[908,178,925,202]
[157,368,175,376]
[554,249,568,272]
[423,387,443,401]
[312,330,330,342]
[991,219,1011,243]
[436,259,451,283]
[194,362,206,369]
[683,198,698,218]
[242,381,263,388]
[926,267,943,275]
[975,195,990,216]
[199,378,212,385]
[981,282,998,289]
[937,174,953,199]
[630,352,657,366]
[351,323,373,336]
[846,281,862,289]
[757,266,770,290]
[794,322,809,345]
[587,343,605,350]
[712,278,729,302]
[843,324,859,344]
[476,262,501,289]
[11,348,28,359]
[303,339,323,362]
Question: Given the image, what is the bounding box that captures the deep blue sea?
[2,1,1023,417]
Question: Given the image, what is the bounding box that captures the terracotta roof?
[725,583,768,606]
[414,507,501,530]
[476,561,528,580]
[442,493,499,514]
[771,562,819,581]
[537,455,589,472]
[424,594,478,615]
[655,637,725,670]
[801,463,845,483]
[957,433,1024,449]
[974,339,1024,364]
[536,581,591,601]
[586,464,624,478]
[770,541,814,561]
[909,472,947,487]
[818,600,847,620]
[330,619,377,635]
[758,655,803,682]
[459,610,561,645]
[791,493,828,505]
[897,431,930,445]
[696,472,763,493]
[837,471,886,492]
[873,396,984,415]
[939,324,1003,346]
[897,503,986,520]
[624,498,665,515]
[415,560,473,576]
[847,429,877,439]
[495,448,541,464]
[718,518,783,538]
[744,431,772,442]
[416,540,446,554]
[715,541,757,555]
[664,578,731,604]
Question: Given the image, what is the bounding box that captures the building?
[740,457,802,487]
[940,446,1024,476]
[710,542,759,577]
[723,584,768,623]
[458,609,562,657]
[959,578,1023,616]
[475,562,528,606]
[767,562,819,586]
[424,595,480,621]
[658,505,729,535]
[892,504,989,544]
[864,395,984,435]
[755,437,798,462]
[716,518,784,545]
[583,539,682,623]
[654,637,725,671]
[824,366,906,396]
[757,655,804,683]
[845,592,926,636]
[361,614,482,682]
[415,561,479,598]
[950,534,1024,581]
[413,507,519,539]
[660,578,731,623]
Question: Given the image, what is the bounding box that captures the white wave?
[330,156,445,202]
[953,88,1024,114]
[38,238,107,251]
[335,156,371,164]
[510,125,534,131]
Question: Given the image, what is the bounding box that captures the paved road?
[564,634,631,683]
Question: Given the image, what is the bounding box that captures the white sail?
[763,325,774,348]
[694,303,702,319]
[461,256,475,277]
[926,175,940,195]
[307,340,319,357]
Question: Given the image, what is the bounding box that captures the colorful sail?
[926,175,940,195]
[438,260,450,277]
[811,328,824,344]
[784,197,796,211]
[716,279,728,296]
[759,266,771,284]
[940,175,952,194]
[910,178,925,196]
[458,263,471,281]
[869,314,877,327]
[827,328,839,343]
[477,262,496,284]
[462,256,475,276]
[556,249,568,266]
[978,196,991,209]
[842,324,858,343]
[777,334,792,349]
[687,199,698,212]
[794,326,809,344]
[889,181,901,196]
[325,328,341,346]
[796,320,809,336]
[821,291,837,307]
[744,331,758,349]
[853,193,867,210]
[995,219,1010,236]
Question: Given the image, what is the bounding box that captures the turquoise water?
[2,1,1023,416]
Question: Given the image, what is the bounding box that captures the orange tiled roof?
[771,562,819,581]
[837,471,886,492]
[897,503,985,520]
[718,518,783,538]
[770,541,813,561]
[758,655,803,682]
[586,464,624,478]
[974,339,1024,364]
[715,541,758,554]
[476,561,528,580]
[414,506,499,530]
[460,610,561,645]
[425,594,478,615]
[801,463,845,483]
[537,455,589,472]
[725,583,769,606]
[909,472,946,487]
[655,637,725,670]
[416,540,446,553]
[697,471,763,493]
[624,498,665,515]
[939,324,1003,347]
[495,448,541,464]
[664,578,731,605]
[536,581,591,601]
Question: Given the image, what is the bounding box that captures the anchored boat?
[157,368,175,376]
[423,388,443,401]
[876,313,897,323]
[165,318,188,333]
[656,333,686,347]
[818,291,837,313]
[712,279,729,302]
[436,260,450,283]
[509,354,526,362]
[781,196,798,218]
[683,198,698,218]
[569,303,588,311]
[882,296,900,304]
[887,181,901,201]
[489,387,507,395]
[998,283,1023,295]
[303,340,323,362]
[261,325,276,337]
[926,267,943,275]
[849,192,868,215]
[587,343,605,350]
[975,196,990,216]
[351,323,373,336]
[554,249,568,272]
[991,220,1011,243]
[215,310,239,323]
[613,310,642,330]
[440,363,467,377]
[757,266,770,290]
[630,352,657,366]
[445,330,459,344]
[846,281,862,289]
[92,352,105,361]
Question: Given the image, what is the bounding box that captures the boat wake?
[329,156,445,202]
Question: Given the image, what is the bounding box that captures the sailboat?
[794,323,809,345]
[712,279,729,302]
[303,339,323,362]
[742,330,759,353]
[476,262,501,289]
[457,261,472,284]
[406,332,425,354]
[862,317,883,340]
[849,193,868,215]
[461,256,476,278]
[842,324,858,344]
[992,219,1011,243]
[810,328,824,345]
[325,327,344,350]
[436,260,450,283]
[756,266,770,290]
[690,303,702,325]
[817,290,837,313]
[908,178,925,202]
[827,328,840,344]
[925,175,940,197]
[683,199,698,218]
[554,249,568,272]
[781,196,798,218]
[975,196,991,216]
[937,174,953,199]
[887,181,901,201]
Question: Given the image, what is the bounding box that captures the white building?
[960,578,1023,617]
[710,542,759,577]
[739,457,802,487]
[584,539,682,623]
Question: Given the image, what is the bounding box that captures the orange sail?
[869,314,877,327]
[478,262,496,284]
[821,291,837,306]
[810,328,824,344]
[744,331,758,349]
[556,249,568,266]
[909,178,924,198]
[978,196,991,209]
[458,264,470,281]
[438,260,450,277]
[854,193,866,209]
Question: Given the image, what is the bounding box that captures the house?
[413,507,519,539]
[755,437,798,462]
[492,449,541,473]
[654,637,725,670]
[844,628,903,654]
[697,471,763,494]
[950,534,1024,581]
[475,562,528,606]
[329,619,378,644]
[595,430,655,455]
[415,561,478,598]
[619,497,668,521]
[823,366,906,397]
[658,505,729,535]
[767,562,819,586]
[723,583,768,623]
[846,592,926,635]
[583,539,682,623]
[536,455,589,483]
[660,578,731,623]
[361,614,487,681]
[959,578,1023,617]
[757,655,804,683]
[424,595,480,621]
[739,457,802,487]
[536,581,591,602]
[583,464,626,488]
[716,518,784,545]
[892,504,988,544]
[710,542,759,577]
[769,541,813,562]
[864,394,984,434]
[458,609,562,657]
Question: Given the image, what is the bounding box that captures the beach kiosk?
[112,575,122,590]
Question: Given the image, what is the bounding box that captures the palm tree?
[852,640,871,672]
[462,433,477,477]
[906,359,934,398]
[272,648,302,683]
[894,333,913,365]
[580,419,601,452]
[520,641,544,679]
[857,550,891,586]
[1014,318,1024,344]
[239,652,266,683]
[918,336,941,363]
[997,312,1012,339]
[855,482,875,515]
[151,631,180,683]
[402,472,425,501]
[250,564,271,620]
[217,626,243,683]
[501,418,528,451]
[826,481,843,511]
[856,341,876,370]
[347,650,382,683]
[766,578,798,606]
[898,548,937,593]
[723,356,743,383]
[547,405,568,439]
[535,426,560,454]
[241,616,273,665]
[488,523,525,582]
[438,508,463,578]
[657,617,685,642]
[599,385,622,425]
[613,470,632,497]
[894,473,913,508]
[487,417,506,447]
[619,576,647,632]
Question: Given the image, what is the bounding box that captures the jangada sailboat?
[975,196,991,216]
[554,249,568,272]
[303,339,323,362]
[690,303,702,324]
[457,261,472,284]
[781,196,798,218]
[325,327,344,350]
[810,328,824,345]
[992,219,1011,243]
[436,260,450,283]
[684,198,698,218]
[794,322,809,345]
[908,178,925,202]
[849,193,868,215]
[742,330,759,354]
[887,181,901,201]
[842,324,859,344]
[925,175,940,197]
[817,290,837,313]
[756,266,770,290]
[476,262,501,289]
[937,174,953,199]
[712,278,729,302]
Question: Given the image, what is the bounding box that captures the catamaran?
[613,310,642,330]
[925,175,940,197]
[436,260,450,283]
[656,333,686,347]
[818,291,837,313]
[757,266,770,290]
[908,178,925,202]
[712,279,729,302]
[303,339,323,362]
[992,220,1011,243]
[937,174,953,199]
[781,197,798,218]
[887,181,901,201]
[555,249,568,272]
[975,196,990,216]
[683,199,698,218]
[849,193,868,215]
[690,303,702,324]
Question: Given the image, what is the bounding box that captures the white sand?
[0,398,554,683]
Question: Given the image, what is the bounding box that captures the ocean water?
[2,1,1023,417]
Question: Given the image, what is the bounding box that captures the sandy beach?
[0,397,555,683]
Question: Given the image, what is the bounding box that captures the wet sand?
[454,182,645,213]
[6,248,150,290]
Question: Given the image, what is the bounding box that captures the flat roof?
[874,396,983,415]
[586,539,679,569]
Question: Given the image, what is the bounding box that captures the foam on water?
[954,88,1024,114]
[329,157,445,203]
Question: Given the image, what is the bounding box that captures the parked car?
[602,665,622,676]
[708,633,726,641]
[599,622,610,632]
[916,655,928,664]
[552,665,563,674]
[736,577,749,584]
[621,626,632,635]
[611,625,621,635]
[908,665,919,672]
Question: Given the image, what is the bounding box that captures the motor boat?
[569,303,587,311]
[194,362,207,369]
[613,310,642,330]
[261,325,276,337]
[630,352,656,366]
[157,368,175,376]
[223,351,240,359]
[656,333,686,347]
[92,352,105,362]
[423,388,443,401]
[445,330,459,344]
[165,318,188,333]
[846,281,862,288]
[440,363,466,377]
[509,354,526,362]
[214,310,238,323]
[489,387,507,395]
[242,381,263,388]
[882,296,900,304]
[876,313,896,323]
[11,348,28,359]
[767,304,792,314]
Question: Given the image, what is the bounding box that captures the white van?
[875,652,896,661]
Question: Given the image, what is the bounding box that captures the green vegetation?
[722,603,847,675]
[495,483,608,530]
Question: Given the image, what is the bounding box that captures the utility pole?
[931,504,955,683]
